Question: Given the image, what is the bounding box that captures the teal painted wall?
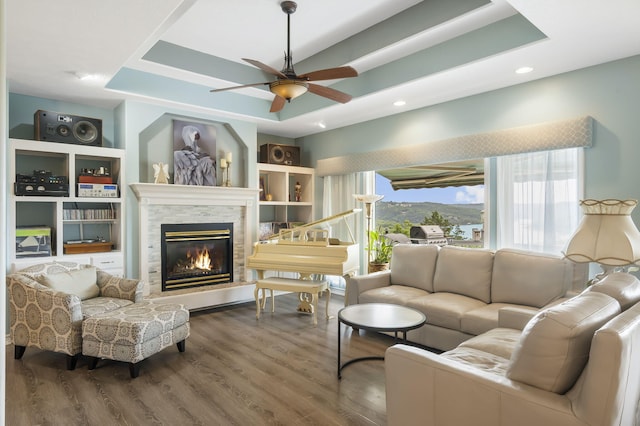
[8,94,116,146]
[6,54,640,279]
[298,55,640,225]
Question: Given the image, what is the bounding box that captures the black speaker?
[34,110,102,146]
[259,144,300,166]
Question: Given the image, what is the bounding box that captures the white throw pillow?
[40,266,100,300]
[507,291,620,394]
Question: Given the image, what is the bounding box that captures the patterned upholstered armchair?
[7,261,144,370]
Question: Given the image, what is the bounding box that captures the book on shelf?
[63,208,116,220]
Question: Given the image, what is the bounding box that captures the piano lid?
[267,208,361,245]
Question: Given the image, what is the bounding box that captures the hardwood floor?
[5,293,398,425]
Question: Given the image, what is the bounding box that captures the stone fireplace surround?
[131,183,259,310]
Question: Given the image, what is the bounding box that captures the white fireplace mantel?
[130,183,260,309]
[131,182,259,205]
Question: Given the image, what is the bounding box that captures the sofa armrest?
[498,306,538,330]
[385,344,577,426]
[96,270,144,302]
[7,273,84,355]
[345,270,391,305]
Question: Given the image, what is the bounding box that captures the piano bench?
[255,277,331,326]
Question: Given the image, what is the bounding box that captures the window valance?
[316,116,592,177]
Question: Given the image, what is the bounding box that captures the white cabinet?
[8,138,126,272]
[257,163,314,240]
[90,253,124,277]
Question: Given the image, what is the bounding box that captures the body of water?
[458,224,483,240]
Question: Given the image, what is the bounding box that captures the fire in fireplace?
[161,223,233,291]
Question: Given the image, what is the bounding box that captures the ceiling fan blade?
[242,58,288,79]
[298,66,358,81]
[210,82,269,92]
[307,83,352,104]
[270,95,286,112]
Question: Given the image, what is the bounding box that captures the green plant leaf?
[367,227,394,264]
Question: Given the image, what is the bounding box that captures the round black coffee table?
[337,303,426,379]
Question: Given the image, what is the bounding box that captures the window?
[495,148,583,254]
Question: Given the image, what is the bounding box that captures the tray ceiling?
[7,0,640,138]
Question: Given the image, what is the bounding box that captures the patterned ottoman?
[82,301,190,378]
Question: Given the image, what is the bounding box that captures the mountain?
[376,201,483,227]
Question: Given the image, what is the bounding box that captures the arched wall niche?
[138,113,248,187]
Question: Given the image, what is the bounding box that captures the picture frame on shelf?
[259,222,274,241]
[272,222,289,236]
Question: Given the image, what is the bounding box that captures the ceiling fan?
[210,1,358,113]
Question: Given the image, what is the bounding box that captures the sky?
[376,174,484,204]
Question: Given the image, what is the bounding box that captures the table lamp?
[563,199,640,282]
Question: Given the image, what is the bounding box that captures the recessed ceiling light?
[73,72,108,82]
[393,100,406,107]
[515,66,534,74]
[317,121,326,129]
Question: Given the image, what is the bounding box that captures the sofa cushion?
[507,291,620,394]
[497,305,540,330]
[359,285,429,306]
[433,246,494,303]
[390,244,439,292]
[586,272,640,310]
[40,266,100,301]
[457,327,522,360]
[407,292,486,330]
[491,249,570,308]
[81,297,134,319]
[442,346,511,376]
[461,303,528,336]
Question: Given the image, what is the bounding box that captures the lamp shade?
[353,194,384,218]
[353,194,384,204]
[563,199,640,266]
[269,80,308,100]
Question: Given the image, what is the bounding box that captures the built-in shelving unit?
[8,138,125,275]
[257,163,314,240]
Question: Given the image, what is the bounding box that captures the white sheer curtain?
[322,171,375,288]
[496,148,583,254]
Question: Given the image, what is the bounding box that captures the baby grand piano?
[247,208,361,281]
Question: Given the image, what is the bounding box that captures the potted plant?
[368,228,394,272]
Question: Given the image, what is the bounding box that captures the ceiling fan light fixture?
[210,1,356,111]
[270,79,308,100]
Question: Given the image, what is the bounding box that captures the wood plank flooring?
[5,293,399,426]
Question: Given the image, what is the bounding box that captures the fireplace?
[161,223,233,291]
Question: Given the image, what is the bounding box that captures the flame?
[186,246,212,270]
